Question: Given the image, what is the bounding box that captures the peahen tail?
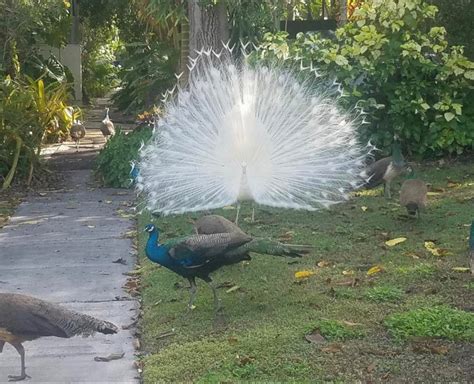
[137,44,373,215]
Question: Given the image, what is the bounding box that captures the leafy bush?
[257,0,474,157]
[0,76,76,189]
[95,127,153,188]
[385,306,474,341]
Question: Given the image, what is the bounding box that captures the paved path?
[0,104,139,382]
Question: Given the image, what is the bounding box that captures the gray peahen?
[399,176,428,218]
[70,120,86,152]
[0,293,118,381]
[360,138,408,198]
[100,107,115,141]
[144,217,310,313]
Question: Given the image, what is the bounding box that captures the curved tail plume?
[138,44,373,215]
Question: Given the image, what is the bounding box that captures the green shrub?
[313,319,365,341]
[257,0,474,157]
[0,75,75,189]
[95,126,152,188]
[365,286,404,303]
[385,306,474,341]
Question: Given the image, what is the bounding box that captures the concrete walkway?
[0,105,139,382]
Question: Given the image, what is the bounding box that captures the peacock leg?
[8,342,30,381]
[0,340,4,352]
[383,181,392,199]
[251,204,255,223]
[204,277,222,314]
[235,202,241,225]
[187,277,198,311]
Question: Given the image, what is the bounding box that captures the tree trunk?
[339,0,347,26]
[188,0,229,57]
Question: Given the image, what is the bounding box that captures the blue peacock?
[144,215,311,312]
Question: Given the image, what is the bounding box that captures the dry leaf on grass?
[342,270,354,276]
[452,267,470,273]
[226,285,240,293]
[367,265,384,276]
[342,320,362,326]
[361,206,368,212]
[317,260,331,268]
[295,270,315,279]
[424,241,450,256]
[222,205,235,210]
[279,230,295,242]
[385,237,407,247]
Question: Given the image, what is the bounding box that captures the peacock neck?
[145,230,169,265]
[391,142,405,166]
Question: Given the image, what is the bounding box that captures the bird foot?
[8,374,30,382]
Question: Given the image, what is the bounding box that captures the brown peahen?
[70,120,86,152]
[400,178,428,218]
[0,293,118,381]
[194,215,312,258]
[100,107,115,141]
[361,138,408,198]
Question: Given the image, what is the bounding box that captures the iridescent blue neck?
[145,229,169,264]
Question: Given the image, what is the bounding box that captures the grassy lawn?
[137,161,473,383]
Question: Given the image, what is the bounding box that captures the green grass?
[364,285,404,303]
[385,306,474,341]
[137,161,474,383]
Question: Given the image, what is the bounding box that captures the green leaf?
[464,71,474,80]
[444,112,455,122]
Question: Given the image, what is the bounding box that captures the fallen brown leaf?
[305,330,326,344]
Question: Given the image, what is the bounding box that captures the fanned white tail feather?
[137,46,372,215]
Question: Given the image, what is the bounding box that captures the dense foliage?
[0,1,78,188]
[0,76,78,189]
[429,0,473,59]
[112,42,178,113]
[95,127,153,188]
[256,0,474,156]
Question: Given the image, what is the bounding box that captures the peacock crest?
[137,44,373,215]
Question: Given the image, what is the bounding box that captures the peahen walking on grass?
[144,219,309,313]
[360,138,408,199]
[136,44,373,219]
[399,173,428,219]
[193,215,312,258]
[100,107,115,141]
[0,293,118,381]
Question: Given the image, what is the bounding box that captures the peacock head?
[144,224,158,233]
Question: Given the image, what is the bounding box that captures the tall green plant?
[0,76,75,189]
[257,0,474,156]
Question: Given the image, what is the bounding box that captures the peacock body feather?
[137,45,372,215]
